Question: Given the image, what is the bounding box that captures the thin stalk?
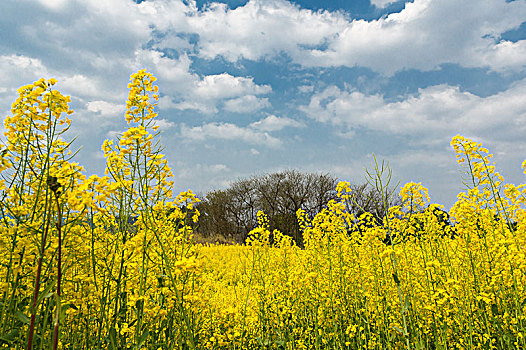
[365,155,409,349]
[52,187,62,350]
[26,199,52,350]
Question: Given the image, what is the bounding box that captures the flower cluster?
[0,71,199,349]
[1,72,525,349]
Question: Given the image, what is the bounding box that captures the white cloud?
[174,161,233,191]
[180,122,282,148]
[476,40,526,72]
[208,163,229,173]
[107,130,124,139]
[249,115,304,131]
[157,96,177,110]
[137,50,271,101]
[36,0,68,11]
[175,0,526,74]
[5,0,153,75]
[194,73,271,100]
[186,0,348,62]
[300,0,526,74]
[154,118,175,130]
[2,0,526,207]
[0,55,126,128]
[0,54,126,107]
[179,115,305,149]
[168,100,219,114]
[151,35,194,52]
[223,95,271,113]
[0,55,49,87]
[60,74,115,101]
[0,55,50,113]
[86,100,124,116]
[136,50,272,114]
[300,85,384,125]
[370,0,397,9]
[134,50,197,92]
[300,79,526,145]
[4,0,526,102]
[298,85,314,93]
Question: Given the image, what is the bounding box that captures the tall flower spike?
[124,69,159,125]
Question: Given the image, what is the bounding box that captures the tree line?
[194,170,401,245]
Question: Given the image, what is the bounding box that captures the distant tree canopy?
[195,170,402,245]
[196,170,337,244]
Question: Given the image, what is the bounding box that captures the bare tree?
[196,170,339,244]
[195,170,401,244]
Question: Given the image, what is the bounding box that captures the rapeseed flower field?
[1,71,525,349]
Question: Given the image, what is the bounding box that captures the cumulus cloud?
[370,0,397,9]
[154,118,175,130]
[0,54,124,108]
[208,163,229,173]
[136,50,272,114]
[4,0,525,119]
[134,50,197,92]
[0,55,50,113]
[223,95,271,113]
[299,0,526,74]
[106,130,125,139]
[300,79,526,145]
[173,0,526,74]
[86,100,124,116]
[62,75,107,99]
[0,1,188,105]
[186,0,348,62]
[36,0,68,11]
[175,161,233,191]
[180,122,282,148]
[249,115,304,131]
[0,54,48,82]
[1,0,155,77]
[179,114,305,148]
[194,73,271,100]
[168,100,219,114]
[298,85,314,93]
[4,0,526,97]
[476,40,526,72]
[2,0,526,206]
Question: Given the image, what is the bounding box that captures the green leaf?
[392,326,404,334]
[0,329,19,343]
[404,295,410,313]
[14,310,29,324]
[137,328,149,348]
[35,281,56,307]
[109,327,117,350]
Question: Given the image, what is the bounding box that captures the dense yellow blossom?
[1,73,526,349]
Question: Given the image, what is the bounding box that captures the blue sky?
[1,0,526,207]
